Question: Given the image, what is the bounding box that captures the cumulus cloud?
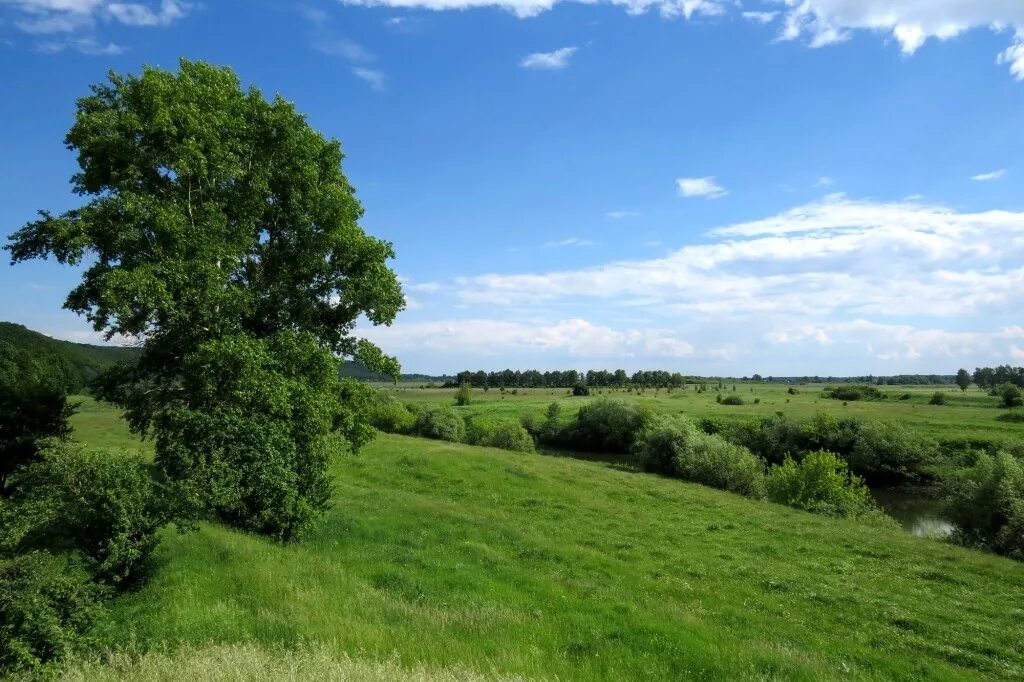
[972,169,1006,181]
[773,0,1024,80]
[363,318,694,359]
[676,176,727,199]
[520,46,577,69]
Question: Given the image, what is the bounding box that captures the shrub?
[996,411,1024,424]
[467,418,535,453]
[787,387,798,395]
[0,551,107,672]
[454,384,472,406]
[366,393,415,434]
[720,395,744,406]
[899,393,912,401]
[412,407,466,443]
[847,421,939,487]
[998,383,1024,408]
[633,417,765,496]
[765,450,890,523]
[943,451,1024,559]
[0,382,76,498]
[572,383,591,397]
[823,384,883,401]
[929,391,947,405]
[6,443,165,588]
[559,398,654,453]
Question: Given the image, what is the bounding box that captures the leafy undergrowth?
[74,434,1024,680]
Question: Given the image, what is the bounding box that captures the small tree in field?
[455,384,472,406]
[955,368,971,392]
[7,60,404,541]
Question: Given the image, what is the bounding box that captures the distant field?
[383,383,1024,445]
[61,401,1024,680]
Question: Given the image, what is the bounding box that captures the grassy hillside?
[388,383,1024,446]
[62,401,1024,680]
[0,322,139,392]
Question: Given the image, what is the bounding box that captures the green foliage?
[956,369,971,391]
[0,322,139,394]
[929,391,947,405]
[720,394,744,406]
[943,451,1024,559]
[996,411,1024,424]
[765,451,890,524]
[572,383,591,397]
[454,384,472,406]
[847,421,940,486]
[412,406,466,443]
[823,384,884,401]
[466,417,535,453]
[998,383,1024,408]
[366,392,416,434]
[633,417,765,496]
[556,398,654,453]
[0,381,76,497]
[0,551,107,672]
[7,60,404,539]
[151,333,340,541]
[3,442,165,588]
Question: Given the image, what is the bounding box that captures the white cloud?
[520,46,577,70]
[972,169,1006,181]
[676,176,727,199]
[363,318,694,359]
[605,210,639,219]
[775,0,1024,79]
[352,67,387,90]
[36,35,122,52]
[2,0,190,34]
[815,176,834,187]
[546,237,595,247]
[339,0,723,19]
[742,10,777,24]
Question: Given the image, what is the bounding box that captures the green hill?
[63,401,1024,681]
[0,322,140,393]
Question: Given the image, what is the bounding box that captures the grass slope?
[66,404,1024,681]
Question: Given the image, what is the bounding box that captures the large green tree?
[7,60,404,540]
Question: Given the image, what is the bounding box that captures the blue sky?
[1,0,1023,375]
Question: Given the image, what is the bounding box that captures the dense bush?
[467,417,535,453]
[720,394,744,406]
[412,406,467,443]
[999,383,1024,408]
[0,551,107,671]
[454,384,472,406]
[0,382,76,497]
[572,383,591,397]
[4,444,165,588]
[633,417,765,496]
[996,412,1024,424]
[554,398,654,453]
[823,384,884,401]
[943,451,1024,559]
[929,391,947,405]
[765,450,891,524]
[366,393,415,434]
[847,421,939,486]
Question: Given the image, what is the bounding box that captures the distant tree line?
[972,365,1024,390]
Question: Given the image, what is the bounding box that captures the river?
[871,488,955,538]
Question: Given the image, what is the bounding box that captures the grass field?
[384,382,1024,446]
[57,400,1024,680]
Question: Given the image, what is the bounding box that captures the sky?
[1,0,1023,376]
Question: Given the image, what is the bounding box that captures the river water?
[871,488,955,538]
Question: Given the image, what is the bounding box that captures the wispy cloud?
[676,176,727,199]
[301,7,386,90]
[972,169,1007,181]
[546,237,595,247]
[742,10,777,24]
[352,67,386,90]
[520,46,577,70]
[815,176,834,187]
[36,36,123,54]
[605,210,639,219]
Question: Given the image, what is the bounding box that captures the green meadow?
[53,399,1024,681]
[384,382,1024,446]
